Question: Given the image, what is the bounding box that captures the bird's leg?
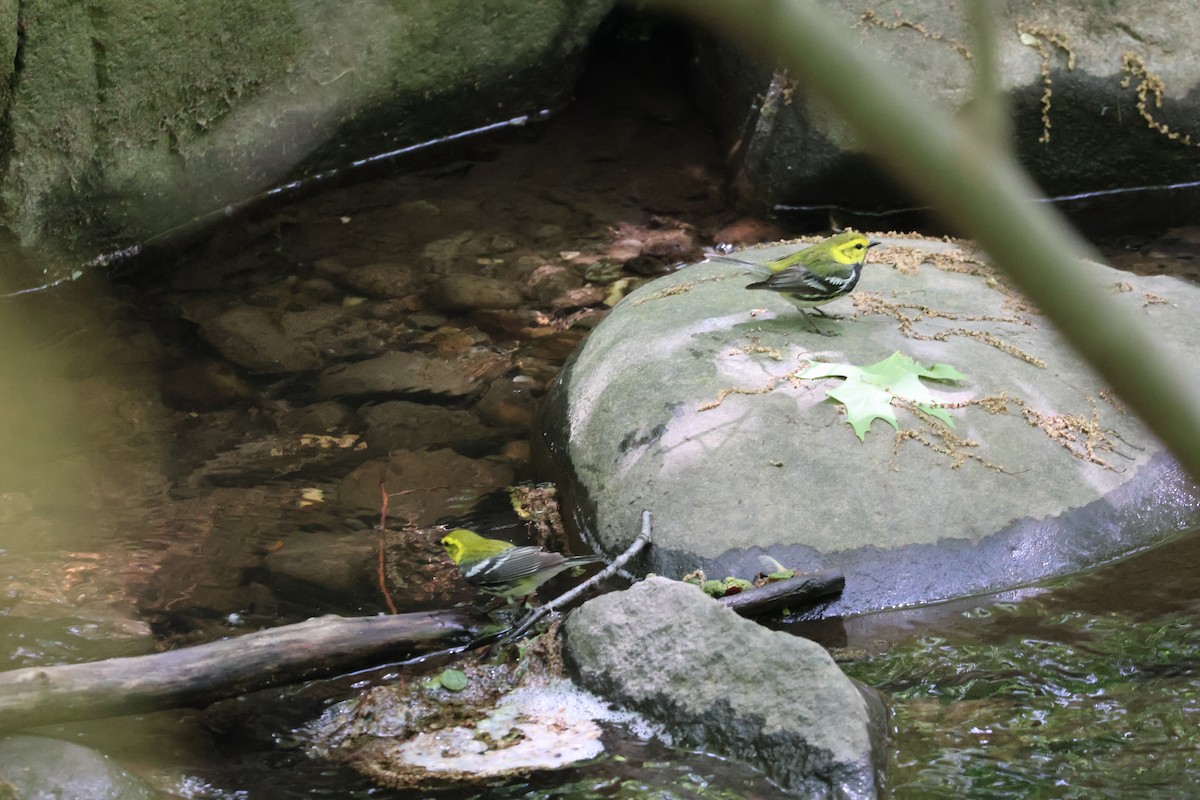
[800,309,838,337]
[812,306,842,320]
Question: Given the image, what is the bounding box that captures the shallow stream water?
[3,39,1200,799]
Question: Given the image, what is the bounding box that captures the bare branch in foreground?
[502,509,654,642]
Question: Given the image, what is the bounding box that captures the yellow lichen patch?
[727,335,785,362]
[973,392,1016,415]
[891,402,1012,474]
[871,244,929,275]
[1142,292,1169,309]
[1121,52,1200,148]
[859,10,973,62]
[698,381,780,412]
[852,294,1042,366]
[1098,388,1127,413]
[632,281,695,304]
[1017,24,1076,143]
[1018,398,1137,471]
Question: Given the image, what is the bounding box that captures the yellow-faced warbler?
[707,231,880,335]
[440,528,601,600]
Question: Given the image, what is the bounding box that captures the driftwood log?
[0,610,477,732]
[718,569,845,617]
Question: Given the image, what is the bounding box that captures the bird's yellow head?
[823,231,879,266]
[440,528,513,566]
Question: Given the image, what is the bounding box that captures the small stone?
[316,351,482,398]
[361,400,492,450]
[425,275,522,311]
[551,286,606,312]
[474,379,538,428]
[340,262,420,298]
[162,359,254,410]
[524,264,583,303]
[199,307,322,374]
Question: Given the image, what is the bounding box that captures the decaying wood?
[718,569,845,617]
[0,610,477,732]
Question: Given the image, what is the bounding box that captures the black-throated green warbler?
[440,528,601,600]
[707,231,880,335]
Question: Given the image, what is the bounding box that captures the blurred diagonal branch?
[649,0,1200,484]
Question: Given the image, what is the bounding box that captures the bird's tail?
[704,251,772,278]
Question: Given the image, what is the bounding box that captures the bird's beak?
[868,240,882,249]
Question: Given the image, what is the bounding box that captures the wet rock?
[278,401,358,435]
[537,236,1200,616]
[524,264,584,303]
[341,262,421,298]
[186,432,368,488]
[550,286,606,312]
[565,578,885,796]
[712,218,785,247]
[281,306,400,360]
[162,358,255,410]
[639,227,698,263]
[199,307,323,374]
[261,531,377,598]
[473,379,539,429]
[336,451,515,521]
[518,329,586,362]
[1,1,616,257]
[362,401,493,450]
[425,274,523,311]
[695,2,1200,216]
[279,305,352,339]
[0,736,158,800]
[317,351,488,398]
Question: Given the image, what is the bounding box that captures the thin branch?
[501,510,654,642]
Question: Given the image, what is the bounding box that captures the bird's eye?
[853,243,865,250]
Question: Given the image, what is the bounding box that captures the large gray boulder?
[536,236,1200,616]
[565,577,886,797]
[695,1,1200,214]
[0,0,613,259]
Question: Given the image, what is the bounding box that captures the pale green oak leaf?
[799,352,965,440]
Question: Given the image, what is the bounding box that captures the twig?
[501,510,654,642]
[376,475,399,614]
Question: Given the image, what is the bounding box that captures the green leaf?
[436,668,468,692]
[798,352,964,440]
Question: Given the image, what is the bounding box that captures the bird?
[706,231,880,335]
[439,528,602,601]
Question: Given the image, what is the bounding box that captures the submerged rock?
[537,236,1200,615]
[199,307,323,373]
[0,736,158,799]
[564,577,886,796]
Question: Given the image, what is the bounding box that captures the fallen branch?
[0,610,478,732]
[717,569,845,617]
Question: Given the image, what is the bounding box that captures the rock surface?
[0,735,158,799]
[695,1,1200,218]
[565,577,886,796]
[0,0,614,258]
[537,236,1200,616]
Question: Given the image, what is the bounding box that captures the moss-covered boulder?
[0,0,613,261]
